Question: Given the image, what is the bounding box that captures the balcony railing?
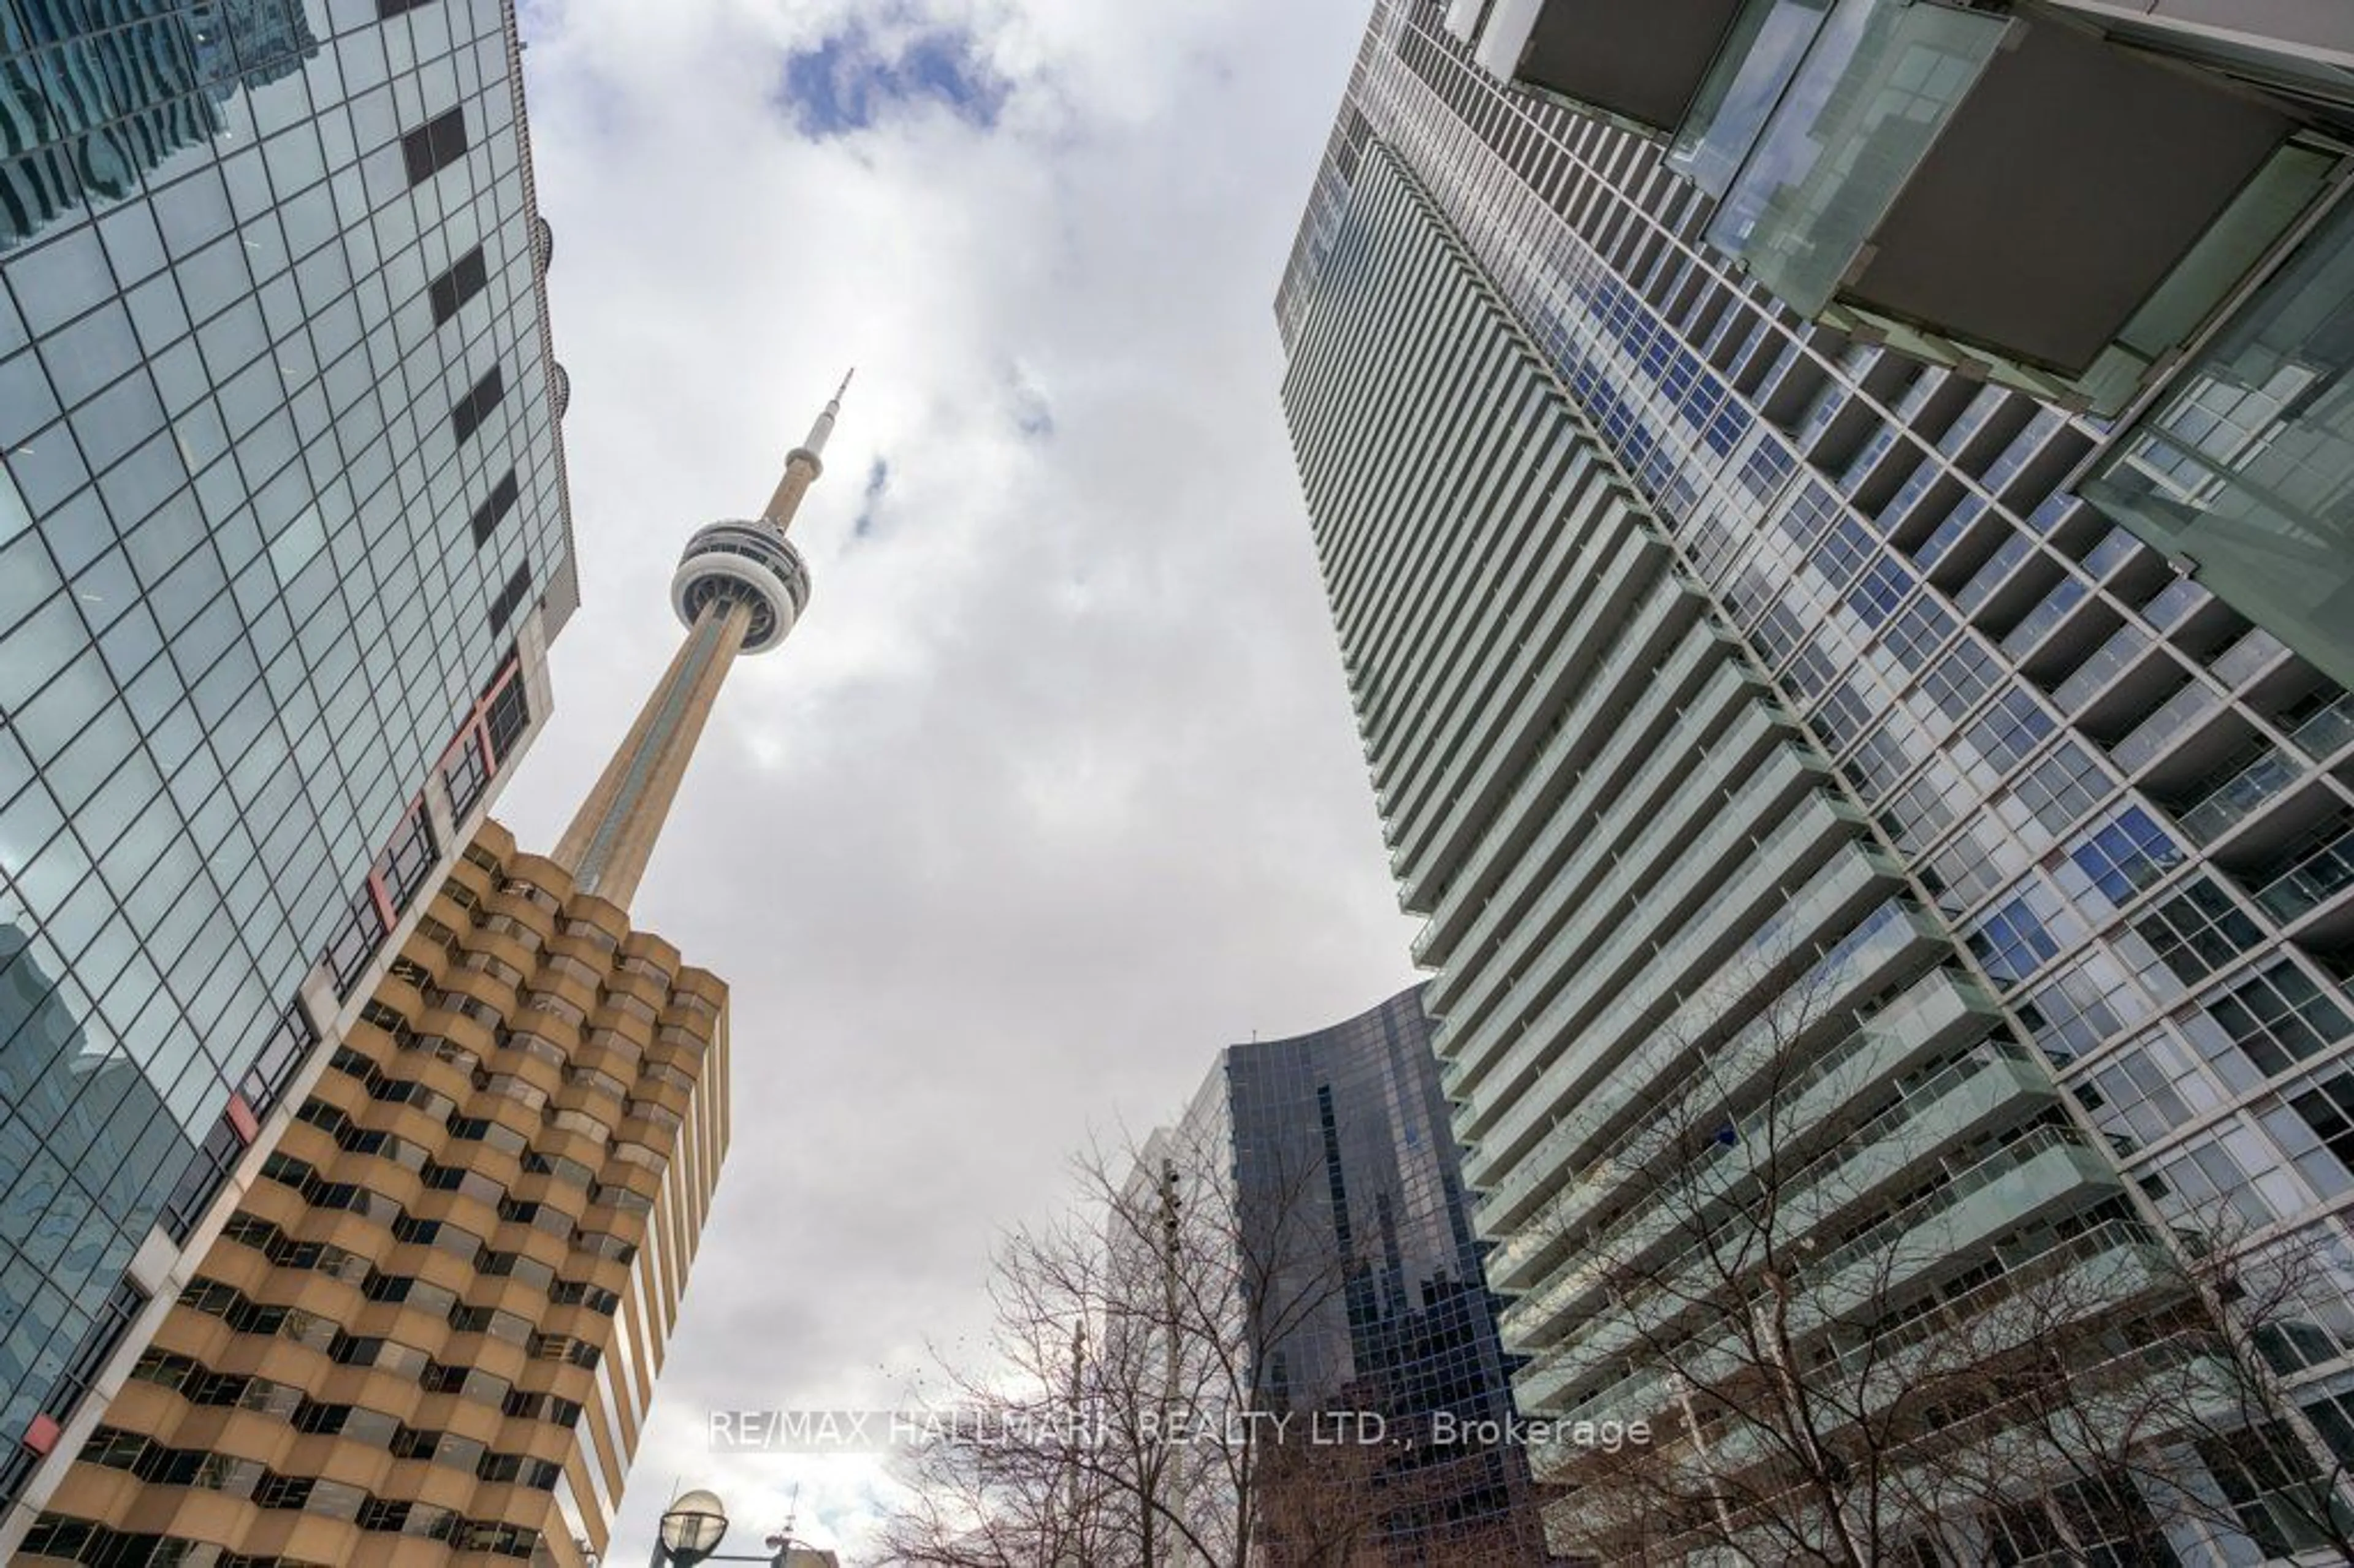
[2110,681,2221,773]
[2000,577,2089,661]
[2054,624,2153,712]
[2176,747,2300,843]
[2253,821,2354,925]
[2294,692,2354,762]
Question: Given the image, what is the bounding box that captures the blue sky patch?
[779,23,1009,139]
[851,457,890,539]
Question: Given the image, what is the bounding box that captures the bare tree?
[879,1117,1558,1566]
[1930,1209,2354,1565]
[1509,937,2354,1565]
[877,1125,1369,1567]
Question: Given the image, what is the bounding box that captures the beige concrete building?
[15,384,849,1566]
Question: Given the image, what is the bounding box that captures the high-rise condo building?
[1453,0,2354,701]
[1162,988,1548,1562]
[1279,2,2354,1558]
[0,0,574,1534]
[13,384,851,1566]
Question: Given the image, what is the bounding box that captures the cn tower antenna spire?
[550,373,846,908]
[766,369,855,533]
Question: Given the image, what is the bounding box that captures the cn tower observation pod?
[671,520,813,655]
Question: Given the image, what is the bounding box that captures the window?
[374,799,438,911]
[484,661,530,759]
[2136,878,2263,986]
[450,364,505,444]
[241,1002,316,1119]
[1966,688,2053,772]
[487,559,532,634]
[2069,807,2183,905]
[324,880,388,997]
[428,245,489,325]
[1968,893,2061,986]
[469,470,520,546]
[400,107,469,186]
[2016,739,2110,835]
[162,1113,248,1243]
[443,733,490,820]
[43,1283,147,1440]
[378,0,441,13]
[2213,962,2352,1076]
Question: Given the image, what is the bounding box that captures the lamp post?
[648,1488,806,1568]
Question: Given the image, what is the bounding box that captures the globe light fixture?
[655,1490,729,1566]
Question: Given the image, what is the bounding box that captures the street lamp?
[653,1491,729,1567]
[649,1488,809,1567]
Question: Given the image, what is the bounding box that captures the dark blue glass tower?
[0,0,573,1529]
[1206,986,1548,1562]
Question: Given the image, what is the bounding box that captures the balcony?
[1453,778,1856,1133]
[1457,0,1748,136]
[2296,692,2354,762]
[2079,191,2354,695]
[2174,745,2301,844]
[1481,0,2342,422]
[1705,3,2331,413]
[2252,817,2354,925]
[1469,851,1911,1227]
[2109,679,2222,775]
[1500,1041,2057,1357]
[1486,952,1989,1297]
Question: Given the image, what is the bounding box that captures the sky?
[498,0,1411,1556]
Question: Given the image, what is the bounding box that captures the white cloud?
[501,0,1398,1556]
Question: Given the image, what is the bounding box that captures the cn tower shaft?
[549,373,849,908]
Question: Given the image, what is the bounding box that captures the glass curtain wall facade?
[0,0,574,1531]
[1175,987,1547,1562]
[19,820,732,1568]
[1280,0,2354,1554]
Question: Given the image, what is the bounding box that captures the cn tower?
[552,372,850,907]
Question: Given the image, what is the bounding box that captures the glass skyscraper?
[1279,1,2354,1556]
[0,0,573,1535]
[1169,988,1548,1561]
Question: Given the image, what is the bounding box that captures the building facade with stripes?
[1278,2,2354,1557]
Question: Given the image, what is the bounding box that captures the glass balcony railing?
[1412,631,1732,970]
[2177,747,2300,843]
[1491,956,1983,1290]
[2253,823,2354,924]
[1704,0,2010,316]
[2110,680,2222,772]
[1797,382,1850,445]
[1840,423,1900,487]
[2211,626,2289,688]
[2294,692,2354,761]
[1911,495,1987,570]
[1462,783,1852,1140]
[2027,492,2080,536]
[2054,623,2153,711]
[1469,842,1891,1206]
[1509,1040,2047,1352]
[2080,527,2144,581]
[2139,577,2212,633]
[1822,1216,2167,1387]
[1956,534,2035,615]
[1938,385,2010,459]
[1453,745,1818,1085]
[1801,1123,2089,1293]
[1894,367,1948,422]
[2000,577,2089,660]
[1982,407,2065,493]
